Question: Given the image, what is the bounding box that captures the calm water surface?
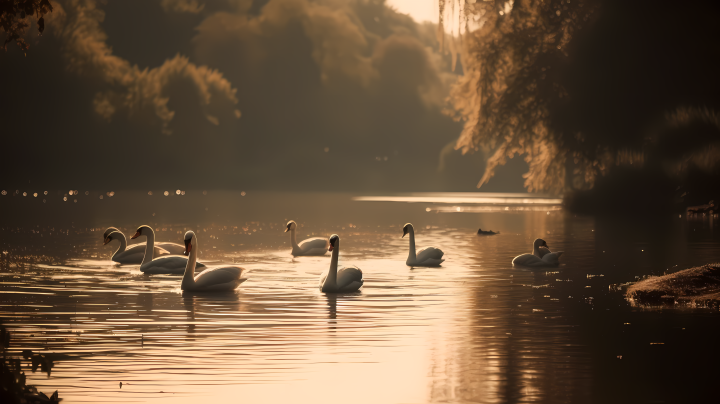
[1,191,719,403]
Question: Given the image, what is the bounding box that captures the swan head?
[103,230,121,245]
[103,227,119,239]
[402,223,413,238]
[285,221,297,232]
[183,231,196,255]
[131,225,152,240]
[328,234,339,251]
[533,238,549,249]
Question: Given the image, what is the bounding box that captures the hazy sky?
[386,0,437,23]
[1,0,528,193]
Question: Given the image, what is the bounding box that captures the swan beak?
[103,237,111,245]
[284,228,289,232]
[184,240,191,255]
[328,245,334,252]
[130,231,141,239]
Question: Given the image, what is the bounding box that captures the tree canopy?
[443,0,720,196]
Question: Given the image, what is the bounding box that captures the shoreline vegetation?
[626,264,720,307]
[1,325,60,404]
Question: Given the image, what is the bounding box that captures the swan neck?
[407,227,417,262]
[290,228,299,249]
[327,241,339,288]
[182,237,198,289]
[112,232,127,259]
[532,243,541,257]
[142,229,155,266]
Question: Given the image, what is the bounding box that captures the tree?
[0,0,53,51]
[441,0,720,198]
[441,0,598,194]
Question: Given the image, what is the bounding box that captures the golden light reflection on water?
[1,192,719,403]
[354,192,563,206]
[0,217,580,403]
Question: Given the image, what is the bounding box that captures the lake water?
[1,191,719,403]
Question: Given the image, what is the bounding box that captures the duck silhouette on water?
[477,228,499,235]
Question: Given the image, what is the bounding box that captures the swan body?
[103,227,186,257]
[131,225,206,274]
[286,220,329,256]
[103,230,169,264]
[512,238,564,267]
[402,223,444,267]
[319,234,363,293]
[477,228,499,235]
[181,231,245,292]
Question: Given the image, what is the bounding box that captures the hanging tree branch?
[0,0,53,52]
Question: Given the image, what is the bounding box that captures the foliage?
[441,0,598,193]
[0,325,60,403]
[442,0,720,195]
[0,0,53,51]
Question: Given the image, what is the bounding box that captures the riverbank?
[626,264,720,306]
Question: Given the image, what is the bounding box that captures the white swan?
[103,227,185,256]
[319,234,363,293]
[285,220,329,256]
[131,225,206,274]
[402,223,445,267]
[103,230,170,264]
[512,238,564,267]
[181,231,245,292]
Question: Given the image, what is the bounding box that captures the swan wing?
[337,265,363,291]
[114,244,168,263]
[125,243,168,255]
[536,248,551,258]
[299,237,329,252]
[140,255,190,274]
[513,253,559,267]
[113,250,145,264]
[194,266,245,289]
[419,258,445,266]
[417,247,444,262]
[154,246,171,256]
[126,243,146,253]
[512,253,543,266]
[541,252,563,265]
[156,242,186,256]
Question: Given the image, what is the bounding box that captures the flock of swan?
[102,221,563,293]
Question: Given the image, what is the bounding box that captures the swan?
[103,230,170,264]
[402,223,445,267]
[512,238,564,267]
[285,220,329,256]
[104,227,187,256]
[130,225,206,274]
[103,227,185,258]
[319,234,363,293]
[181,231,246,292]
[477,228,499,235]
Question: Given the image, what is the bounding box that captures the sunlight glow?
[387,0,437,23]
